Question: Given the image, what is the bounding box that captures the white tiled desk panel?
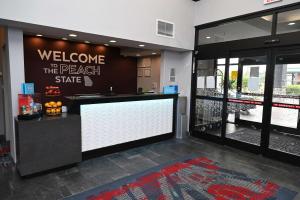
[80,99,174,152]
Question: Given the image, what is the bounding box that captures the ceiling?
[0,18,187,58]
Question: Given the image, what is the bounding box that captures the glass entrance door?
[191,47,300,165]
[267,48,300,161]
[225,51,268,151]
[191,58,226,142]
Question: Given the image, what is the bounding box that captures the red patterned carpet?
[0,138,11,168]
[66,155,297,200]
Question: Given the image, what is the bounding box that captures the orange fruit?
[56,101,62,107]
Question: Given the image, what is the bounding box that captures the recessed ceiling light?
[36,34,43,37]
[69,33,77,37]
[288,22,296,26]
[84,41,90,44]
[62,37,68,40]
[136,54,141,57]
[152,52,157,55]
[139,44,145,47]
[104,44,109,46]
[206,36,211,39]
[109,40,117,43]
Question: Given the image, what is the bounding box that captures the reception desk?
[15,94,177,175]
[67,94,178,152]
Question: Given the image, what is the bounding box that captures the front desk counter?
[16,94,177,176]
[15,114,81,176]
[67,93,178,155]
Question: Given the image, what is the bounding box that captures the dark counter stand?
[15,114,81,176]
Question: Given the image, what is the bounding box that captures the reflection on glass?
[273,55,300,105]
[270,52,300,156]
[241,64,266,101]
[230,58,239,64]
[228,56,266,102]
[277,9,300,34]
[226,102,262,146]
[271,107,298,128]
[198,15,273,45]
[272,54,300,128]
[217,58,226,65]
[196,59,225,97]
[240,105,263,123]
[195,99,223,136]
[225,55,266,146]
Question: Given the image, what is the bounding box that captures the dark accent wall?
[24,36,137,96]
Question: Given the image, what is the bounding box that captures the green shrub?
[286,85,300,95]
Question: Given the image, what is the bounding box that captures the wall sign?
[37,49,104,85]
[264,0,282,5]
[24,36,137,95]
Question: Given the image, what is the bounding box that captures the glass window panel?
[228,56,267,102]
[196,59,225,97]
[240,64,266,101]
[228,64,239,98]
[270,107,300,156]
[230,58,239,64]
[198,15,273,45]
[195,99,223,137]
[271,52,300,132]
[271,107,298,129]
[277,8,300,34]
[273,53,300,105]
[240,105,263,123]
[226,102,262,146]
[217,58,226,65]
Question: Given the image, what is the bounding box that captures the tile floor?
[0,137,300,200]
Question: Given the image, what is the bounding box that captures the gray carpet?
[227,127,300,156]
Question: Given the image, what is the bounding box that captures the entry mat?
[65,155,297,200]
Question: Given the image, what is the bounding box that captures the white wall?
[0,27,5,136]
[0,0,195,50]
[3,28,25,162]
[160,50,193,131]
[194,0,299,25]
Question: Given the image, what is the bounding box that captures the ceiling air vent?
[156,19,175,38]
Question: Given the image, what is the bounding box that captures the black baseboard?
[19,163,78,179]
[82,133,175,160]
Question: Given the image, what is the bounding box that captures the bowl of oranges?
[44,101,62,116]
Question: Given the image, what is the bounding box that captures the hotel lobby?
[0,0,300,199]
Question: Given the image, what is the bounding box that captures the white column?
[0,28,5,136]
[160,50,193,131]
[3,28,25,162]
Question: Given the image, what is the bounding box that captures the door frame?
[224,49,271,154]
[190,54,227,145]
